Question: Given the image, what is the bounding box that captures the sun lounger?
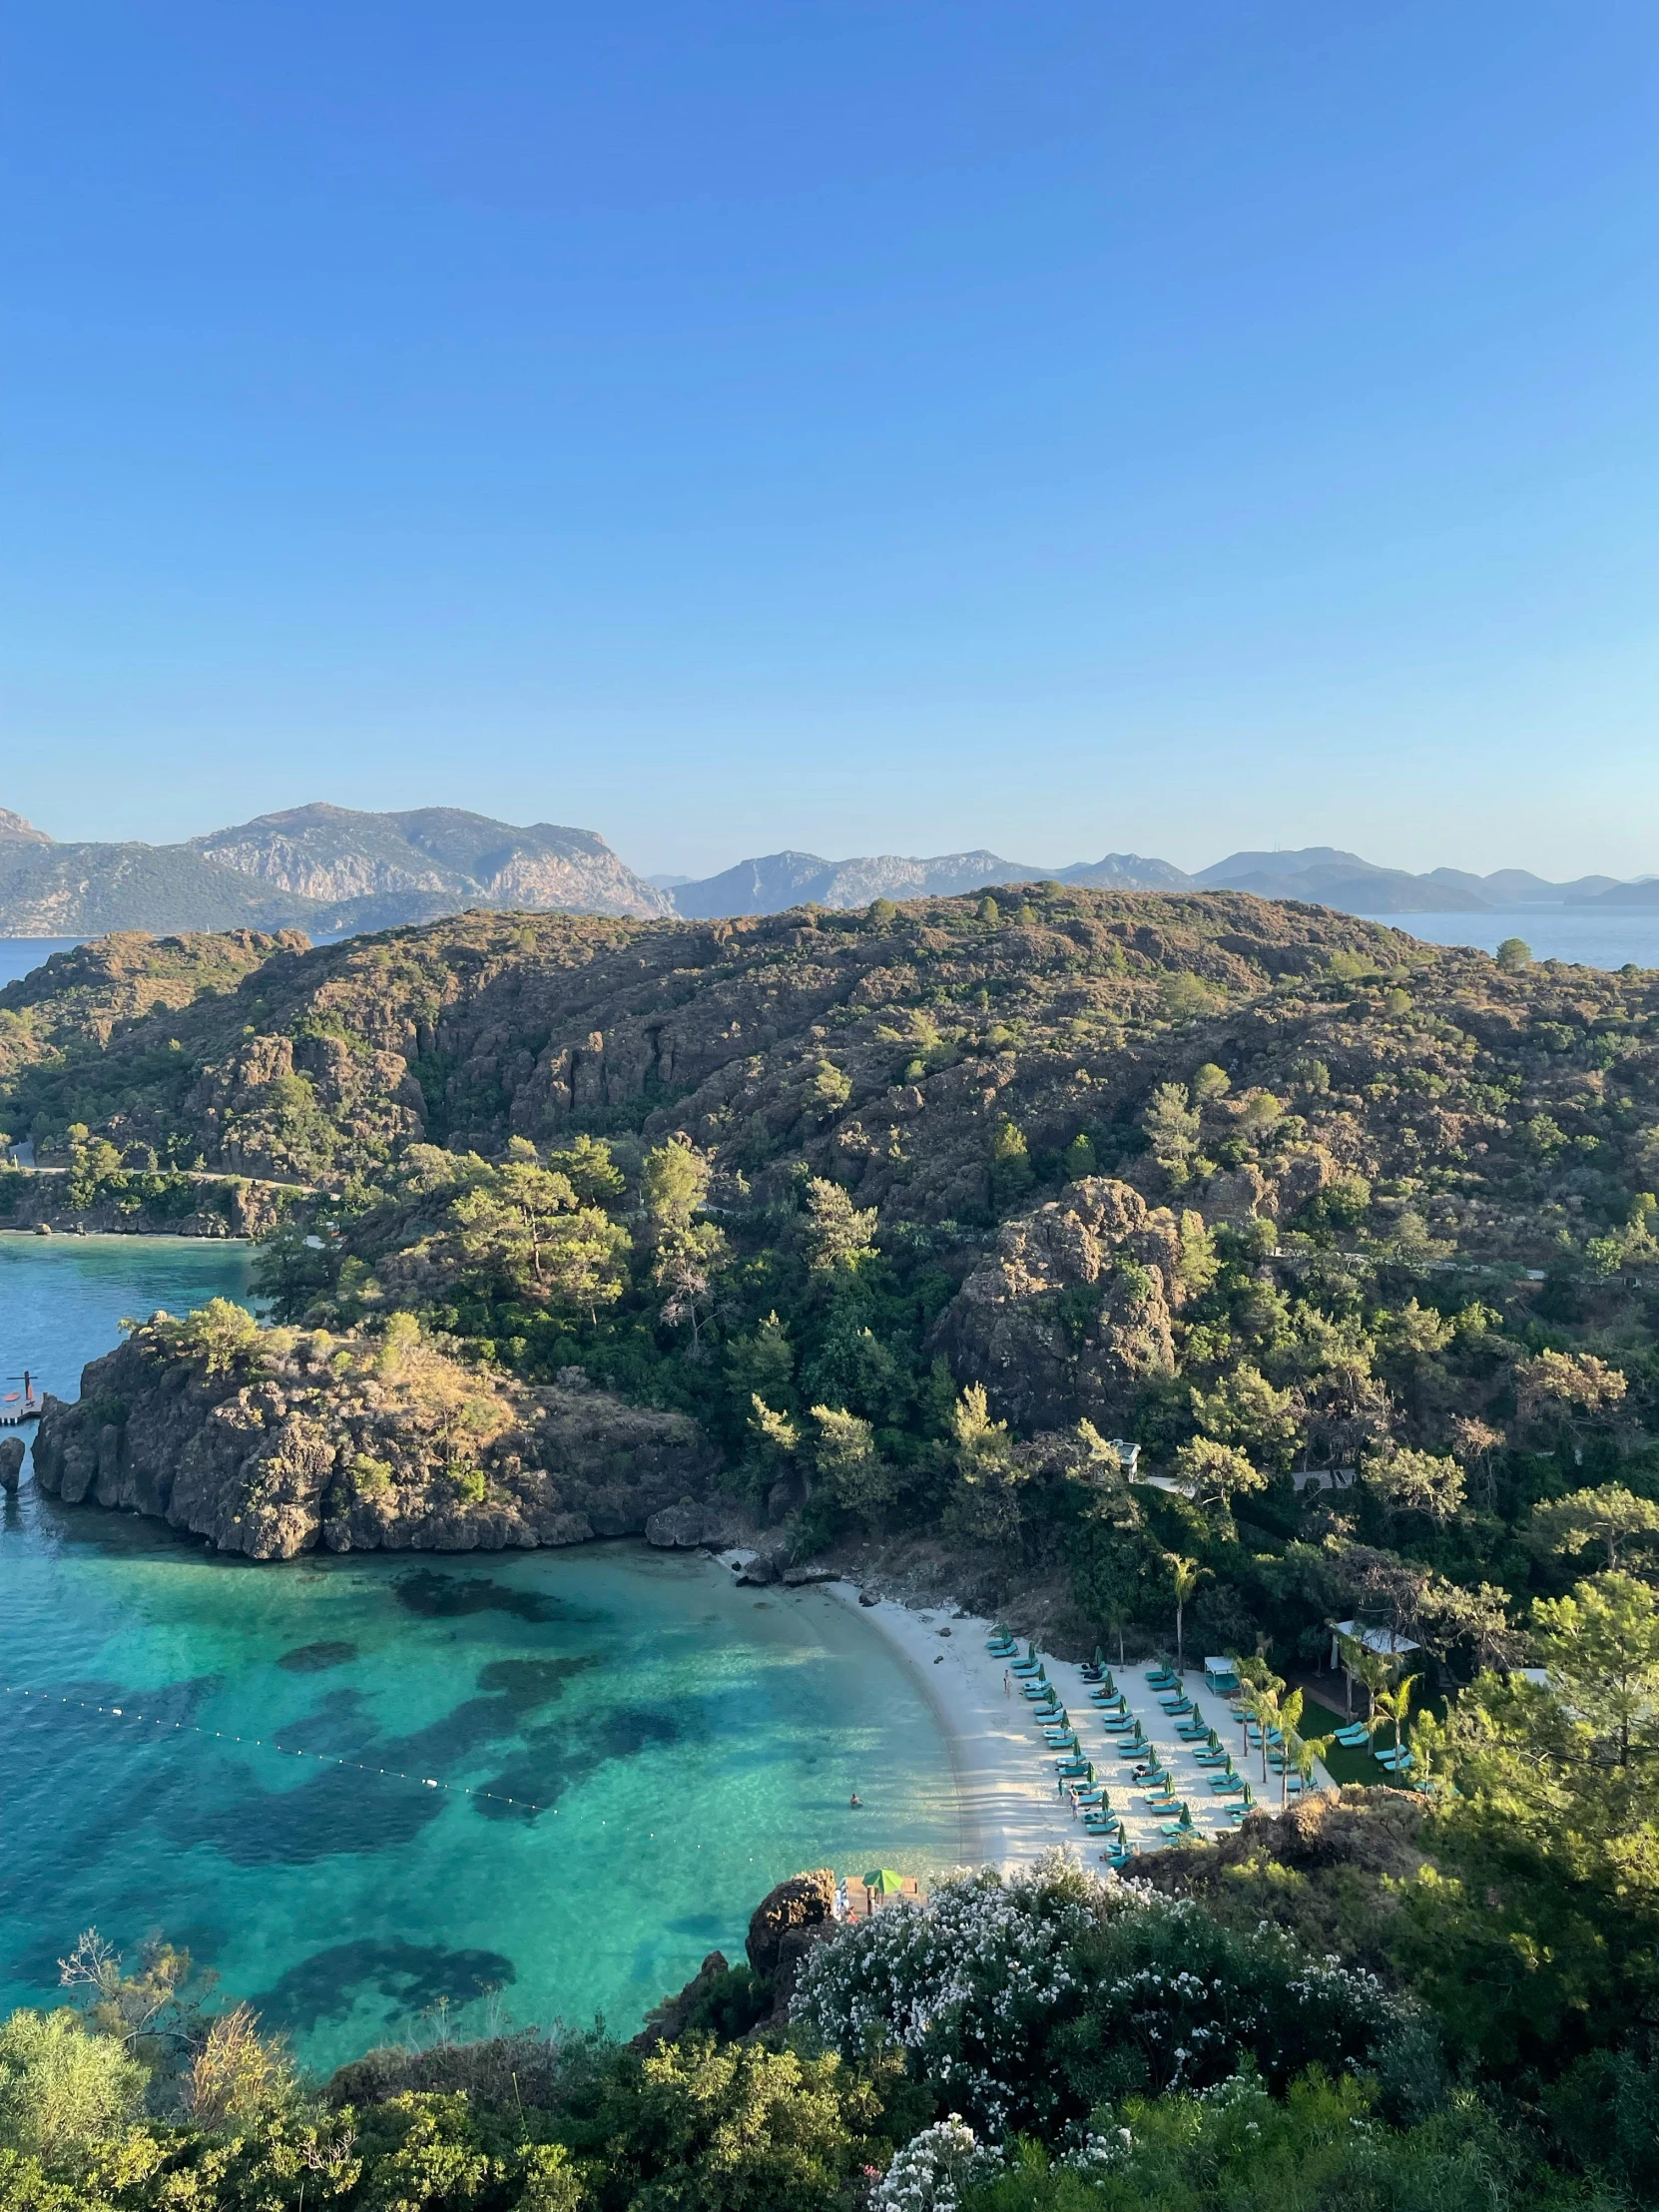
[1333,1723,1372,1747]
[1210,1775,1246,1795]
[1147,1669,1179,1689]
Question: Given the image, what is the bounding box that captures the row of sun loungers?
[995,1631,1268,1863]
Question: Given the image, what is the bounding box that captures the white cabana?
[1329,1620,1420,1669]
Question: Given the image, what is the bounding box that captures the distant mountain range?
[1188,848,1625,915]
[664,843,1634,918]
[666,847,1191,918]
[0,806,1648,937]
[0,804,671,935]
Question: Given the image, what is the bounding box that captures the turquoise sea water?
[0,1238,959,2069]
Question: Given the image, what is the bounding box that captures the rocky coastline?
[31,1314,724,1560]
[0,1169,289,1239]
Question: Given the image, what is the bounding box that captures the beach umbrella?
[1027,1643,1036,1661]
[1093,1645,1105,1669]
[1177,1800,1193,1830]
[864,1869,906,1896]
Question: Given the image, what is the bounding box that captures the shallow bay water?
[0,1237,959,2068]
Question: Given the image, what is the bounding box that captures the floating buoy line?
[0,1682,564,1818]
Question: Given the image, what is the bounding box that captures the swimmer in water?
[849,1792,861,1808]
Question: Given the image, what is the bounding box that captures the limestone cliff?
[31,1313,720,1560]
[190,804,673,921]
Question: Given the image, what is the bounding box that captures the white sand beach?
[822,1584,1331,1874]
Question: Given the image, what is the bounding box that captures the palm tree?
[1251,1688,1281,1785]
[1292,1731,1331,1805]
[1374,1672,1418,1763]
[1278,1688,1305,1800]
[1167,1554,1207,1677]
[1335,1630,1362,1721]
[1353,1645,1393,1724]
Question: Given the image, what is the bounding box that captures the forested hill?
[2,887,1654,1272]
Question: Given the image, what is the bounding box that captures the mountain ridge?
[0,803,671,933]
[0,805,1649,935]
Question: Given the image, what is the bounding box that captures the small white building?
[1329,1620,1420,1670]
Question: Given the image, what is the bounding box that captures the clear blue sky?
[3,3,1656,880]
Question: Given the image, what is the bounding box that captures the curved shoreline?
[818,1585,1090,1872]
[818,1585,1334,1870]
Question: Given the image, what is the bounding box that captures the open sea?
[0,1237,958,2069]
[1385,907,1659,969]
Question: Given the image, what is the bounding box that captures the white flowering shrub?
[793,1857,1105,2132]
[794,1857,1416,2139]
[871,2114,1005,2211]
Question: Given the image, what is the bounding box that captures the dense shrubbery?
[794,1864,1415,2138]
[3,1853,1654,2209]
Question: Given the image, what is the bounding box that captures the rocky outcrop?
[31,1323,721,1560]
[630,1951,735,2052]
[933,1177,1185,1431]
[644,1495,756,1549]
[0,1436,24,1490]
[746,1869,837,2023]
[747,1869,836,1977]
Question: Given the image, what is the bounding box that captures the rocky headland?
[31,1304,721,1559]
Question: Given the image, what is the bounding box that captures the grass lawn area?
[1302,1693,1392,1787]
